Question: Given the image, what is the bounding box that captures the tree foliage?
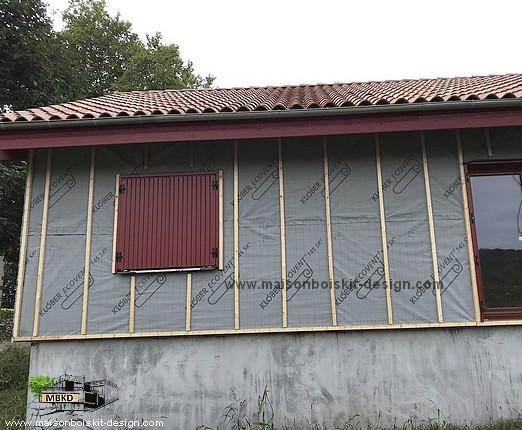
[58,0,214,99]
[1,0,215,107]
[0,0,58,110]
[114,32,214,92]
[0,0,215,307]
[58,0,142,99]
[0,163,26,308]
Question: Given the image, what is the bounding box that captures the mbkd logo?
[32,374,118,413]
[42,393,80,403]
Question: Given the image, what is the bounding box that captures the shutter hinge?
[115,252,123,262]
[119,184,126,195]
[475,255,479,266]
[470,213,474,224]
[212,180,218,190]
[211,247,218,259]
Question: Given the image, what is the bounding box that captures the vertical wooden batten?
[456,130,481,322]
[375,135,393,325]
[278,138,288,328]
[129,275,136,333]
[13,149,35,338]
[323,137,337,326]
[233,141,240,329]
[218,170,224,270]
[420,132,443,323]
[33,149,53,337]
[111,174,120,274]
[185,273,192,331]
[81,147,96,335]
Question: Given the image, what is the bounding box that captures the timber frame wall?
[12,129,522,342]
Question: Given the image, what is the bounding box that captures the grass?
[0,342,30,429]
[197,388,522,430]
[0,308,14,342]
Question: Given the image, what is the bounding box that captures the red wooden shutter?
[115,172,219,272]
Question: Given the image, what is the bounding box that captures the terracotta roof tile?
[1,73,522,123]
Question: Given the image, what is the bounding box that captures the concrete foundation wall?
[28,326,522,429]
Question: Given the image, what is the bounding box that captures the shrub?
[28,375,53,397]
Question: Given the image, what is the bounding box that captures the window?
[466,161,522,320]
[113,172,222,273]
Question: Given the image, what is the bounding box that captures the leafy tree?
[58,0,142,99]
[114,32,214,92]
[58,0,214,99]
[0,162,26,308]
[0,0,59,110]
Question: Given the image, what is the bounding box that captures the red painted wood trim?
[1,108,522,150]
[115,172,219,272]
[465,162,522,321]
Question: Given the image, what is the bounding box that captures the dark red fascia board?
[1,107,522,155]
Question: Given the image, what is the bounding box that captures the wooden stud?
[129,275,136,333]
[81,147,96,335]
[234,140,240,330]
[218,170,224,270]
[457,130,481,322]
[185,273,192,331]
[13,149,35,338]
[33,149,52,337]
[112,174,120,274]
[484,128,493,157]
[143,144,149,169]
[375,134,393,325]
[420,132,443,323]
[278,138,288,328]
[323,137,337,327]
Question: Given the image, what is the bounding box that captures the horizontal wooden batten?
[2,108,522,151]
[15,320,522,342]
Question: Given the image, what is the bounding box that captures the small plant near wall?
[28,375,53,397]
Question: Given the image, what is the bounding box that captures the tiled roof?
[2,74,522,123]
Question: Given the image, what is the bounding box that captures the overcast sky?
[45,0,522,89]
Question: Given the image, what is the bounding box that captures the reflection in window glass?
[471,174,522,308]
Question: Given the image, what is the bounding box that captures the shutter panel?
[115,172,219,272]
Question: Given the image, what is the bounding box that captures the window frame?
[112,171,223,274]
[465,159,522,321]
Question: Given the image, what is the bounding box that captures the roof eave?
[2,99,522,132]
